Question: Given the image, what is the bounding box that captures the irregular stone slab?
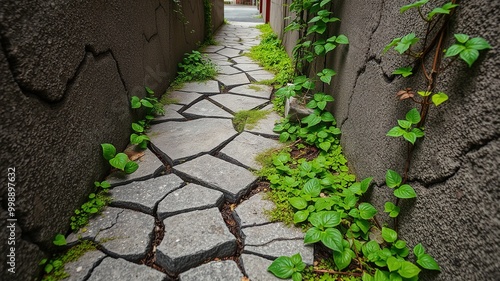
[157,183,224,219]
[110,174,184,214]
[205,53,230,61]
[174,155,257,203]
[229,84,273,99]
[68,207,155,261]
[232,56,255,64]
[234,63,263,72]
[179,80,220,94]
[233,192,275,228]
[211,94,268,113]
[220,132,281,170]
[244,240,314,265]
[247,69,275,82]
[243,223,304,245]
[63,250,106,281]
[217,47,242,58]
[87,257,166,281]
[106,146,164,186]
[212,60,234,67]
[168,91,203,105]
[241,254,282,281]
[216,73,251,87]
[157,208,237,273]
[183,99,233,118]
[245,104,281,137]
[202,45,225,53]
[226,44,250,51]
[153,103,185,122]
[179,260,244,281]
[149,118,237,162]
[218,65,242,75]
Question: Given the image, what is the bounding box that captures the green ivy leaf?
[109,153,129,170]
[124,161,139,174]
[383,37,401,54]
[362,240,381,257]
[314,44,326,55]
[289,197,308,210]
[397,120,412,130]
[325,43,336,53]
[321,112,335,122]
[400,0,429,13]
[387,126,405,137]
[387,256,402,272]
[394,240,407,249]
[293,210,309,224]
[131,123,144,133]
[302,113,322,127]
[445,44,466,57]
[335,34,349,44]
[309,211,341,228]
[317,101,327,110]
[304,227,322,244]
[392,67,413,77]
[403,131,417,144]
[459,48,479,67]
[394,33,419,54]
[100,181,111,189]
[427,2,459,20]
[417,91,431,97]
[417,254,441,271]
[362,272,374,281]
[394,184,417,199]
[268,256,295,278]
[355,219,371,234]
[405,108,421,124]
[145,86,154,95]
[385,170,402,188]
[321,228,343,252]
[53,234,67,246]
[130,96,141,108]
[454,34,469,43]
[101,143,116,161]
[413,243,425,258]
[45,264,54,274]
[140,99,154,108]
[360,177,373,193]
[382,227,398,243]
[359,202,378,219]
[384,202,400,218]
[333,247,354,270]
[411,128,425,138]
[303,178,321,197]
[466,37,492,50]
[398,261,421,278]
[279,132,290,142]
[319,141,331,152]
[432,92,449,106]
[292,272,302,281]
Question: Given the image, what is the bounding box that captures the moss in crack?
[233,109,271,132]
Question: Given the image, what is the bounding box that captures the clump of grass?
[160,91,179,105]
[233,110,271,132]
[247,24,294,87]
[170,50,218,88]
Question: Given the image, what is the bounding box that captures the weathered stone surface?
[247,69,275,82]
[216,73,251,87]
[242,222,304,245]
[157,208,237,273]
[217,65,242,75]
[157,183,224,219]
[179,260,244,281]
[234,63,263,72]
[106,146,164,186]
[149,118,237,162]
[229,84,273,99]
[202,45,225,53]
[285,96,314,122]
[212,60,234,67]
[245,105,281,137]
[63,250,106,281]
[232,56,255,64]
[240,254,282,281]
[179,80,220,94]
[220,132,281,169]
[234,192,275,228]
[217,47,242,58]
[87,257,166,281]
[205,53,231,61]
[110,174,184,214]
[153,103,185,122]
[183,99,233,118]
[174,155,257,203]
[210,94,268,113]
[244,239,314,265]
[168,91,203,105]
[67,207,155,260]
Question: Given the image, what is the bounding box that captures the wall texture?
[272,0,499,280]
[0,1,223,280]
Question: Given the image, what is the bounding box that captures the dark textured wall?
[271,0,499,280]
[0,1,223,280]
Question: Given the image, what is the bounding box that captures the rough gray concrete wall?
[0,0,222,280]
[212,0,225,33]
[272,0,499,280]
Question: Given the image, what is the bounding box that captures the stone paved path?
[64,22,313,281]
